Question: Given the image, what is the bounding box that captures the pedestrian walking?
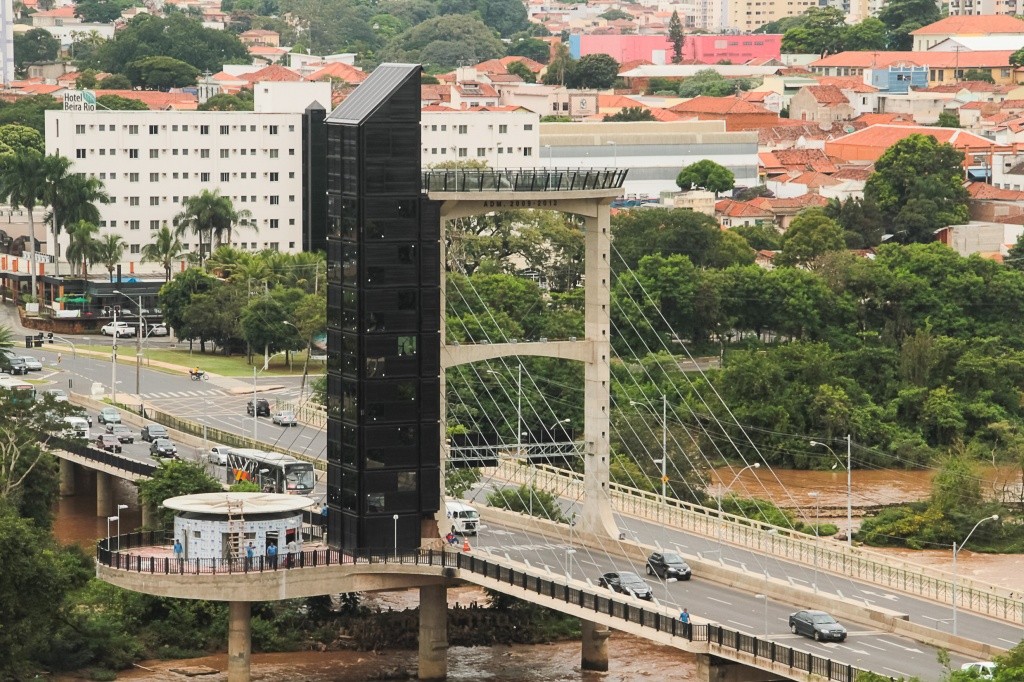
[267,542,278,570]
[679,607,691,637]
[286,539,297,568]
[320,503,328,531]
[173,538,183,571]
[245,542,254,571]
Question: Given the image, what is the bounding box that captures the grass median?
[59,342,326,378]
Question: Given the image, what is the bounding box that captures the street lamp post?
[112,289,144,395]
[953,514,999,635]
[110,306,118,405]
[716,462,761,559]
[393,514,399,558]
[607,141,617,167]
[811,437,853,547]
[116,503,128,550]
[809,491,821,593]
[106,515,117,545]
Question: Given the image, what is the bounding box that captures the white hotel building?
[44,83,331,262]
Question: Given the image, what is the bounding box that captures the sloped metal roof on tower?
[326,63,420,124]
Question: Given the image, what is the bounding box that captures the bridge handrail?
[493,460,1024,626]
[97,532,865,682]
[421,168,627,193]
[53,436,157,477]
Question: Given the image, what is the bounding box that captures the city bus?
[0,376,37,405]
[225,448,316,495]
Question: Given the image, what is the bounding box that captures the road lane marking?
[884,668,910,678]
[727,620,752,629]
[706,597,732,605]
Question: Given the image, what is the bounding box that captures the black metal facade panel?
[302,104,327,254]
[325,65,441,553]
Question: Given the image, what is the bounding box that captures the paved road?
[475,520,987,680]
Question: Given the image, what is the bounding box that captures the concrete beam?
[443,340,590,368]
[418,584,448,681]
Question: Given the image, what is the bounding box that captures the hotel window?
[200,149,210,158]
[129,220,140,230]
[220,125,229,134]
[129,173,139,182]
[269,172,278,181]
[149,125,158,134]
[130,244,140,254]
[75,124,85,134]
[221,172,230,181]
[128,125,138,134]
[149,149,159,158]
[150,220,160,230]
[269,195,280,204]
[220,149,229,158]
[150,172,159,182]
[129,196,140,206]
[76,149,86,158]
[150,197,159,206]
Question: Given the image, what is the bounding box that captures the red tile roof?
[966,181,1024,200]
[749,194,831,211]
[816,76,878,93]
[805,85,849,105]
[33,6,75,17]
[421,84,451,103]
[715,199,774,218]
[829,124,995,150]
[772,148,840,173]
[787,171,842,187]
[852,112,916,126]
[241,65,303,83]
[811,51,1015,69]
[93,89,198,110]
[669,96,771,114]
[307,61,368,84]
[455,81,499,98]
[910,14,1024,35]
[831,166,873,181]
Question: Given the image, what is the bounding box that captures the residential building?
[935,221,1024,258]
[540,120,759,197]
[569,33,782,65]
[739,89,784,114]
[667,96,780,131]
[493,83,599,120]
[789,85,857,123]
[239,29,280,47]
[825,124,995,163]
[726,0,819,34]
[965,181,1024,221]
[671,189,716,215]
[928,36,1024,52]
[30,6,78,27]
[43,85,332,264]
[714,199,774,228]
[0,0,11,86]
[810,51,1017,86]
[421,105,542,169]
[910,15,1024,51]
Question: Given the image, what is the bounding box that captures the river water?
[52,466,1023,680]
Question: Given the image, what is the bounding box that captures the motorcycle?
[189,370,209,382]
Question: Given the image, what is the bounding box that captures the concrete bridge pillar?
[227,601,252,682]
[580,619,610,671]
[59,458,75,496]
[695,654,785,682]
[96,471,112,517]
[418,584,448,681]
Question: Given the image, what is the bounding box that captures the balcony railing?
[421,168,627,193]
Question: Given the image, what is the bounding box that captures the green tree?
[198,92,255,111]
[159,267,216,346]
[732,223,782,250]
[611,207,725,271]
[600,8,632,20]
[935,110,961,128]
[13,28,59,74]
[95,14,250,74]
[842,17,888,51]
[141,225,186,282]
[603,106,656,122]
[136,459,223,528]
[566,53,619,89]
[0,150,45,296]
[0,95,61,133]
[175,189,249,263]
[542,42,572,86]
[98,73,132,89]
[505,60,535,83]
[864,134,969,243]
[478,0,530,37]
[75,68,99,89]
[75,0,133,23]
[487,483,568,522]
[95,94,149,110]
[878,0,940,50]
[676,69,752,97]
[962,68,994,84]
[0,124,43,160]
[1012,47,1024,68]
[383,15,505,69]
[64,220,100,278]
[95,234,125,282]
[186,281,247,353]
[676,159,735,196]
[781,6,846,57]
[775,208,846,267]
[506,38,549,64]
[668,10,684,63]
[124,55,200,90]
[240,294,292,361]
[824,196,885,247]
[42,154,108,277]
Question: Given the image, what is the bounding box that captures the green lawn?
[62,342,325,377]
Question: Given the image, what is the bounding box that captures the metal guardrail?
[421,168,627,193]
[494,461,1024,625]
[97,530,864,682]
[273,398,326,429]
[54,436,157,477]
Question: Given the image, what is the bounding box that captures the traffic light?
[34,333,43,348]
[46,332,53,343]
[24,335,32,349]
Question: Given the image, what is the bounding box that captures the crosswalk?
[139,389,230,399]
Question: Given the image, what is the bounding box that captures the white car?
[208,446,228,466]
[961,662,996,679]
[19,356,42,371]
[147,324,169,337]
[101,321,136,337]
[42,388,69,402]
[272,411,298,426]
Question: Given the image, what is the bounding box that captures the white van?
[445,500,480,536]
[62,416,90,439]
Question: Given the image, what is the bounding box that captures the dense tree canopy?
[878,0,940,49]
[676,159,735,196]
[864,134,969,243]
[566,53,619,89]
[780,7,846,57]
[13,28,60,74]
[124,55,200,90]
[90,14,250,74]
[382,15,505,69]
[675,69,754,97]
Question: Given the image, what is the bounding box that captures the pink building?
[570,34,781,65]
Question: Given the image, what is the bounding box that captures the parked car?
[272,410,297,426]
[96,433,122,453]
[208,446,229,466]
[961,662,996,679]
[140,424,168,442]
[106,424,134,443]
[97,407,121,425]
[788,610,847,642]
[247,398,271,417]
[101,321,136,337]
[598,572,653,600]
[147,323,169,337]
[19,355,42,371]
[150,438,178,458]
[645,551,692,580]
[41,388,69,403]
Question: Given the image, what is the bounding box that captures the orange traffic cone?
[462,538,471,552]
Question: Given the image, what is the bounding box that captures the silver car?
[272,411,297,426]
[19,356,42,371]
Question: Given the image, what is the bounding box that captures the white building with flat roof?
[44,85,330,263]
[421,105,542,169]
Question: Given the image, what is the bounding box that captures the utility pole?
[110,307,118,405]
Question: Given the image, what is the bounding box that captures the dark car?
[646,551,692,581]
[106,424,134,443]
[141,424,168,442]
[150,438,178,458]
[247,398,271,417]
[788,610,847,642]
[2,354,27,375]
[598,571,653,600]
[96,433,122,453]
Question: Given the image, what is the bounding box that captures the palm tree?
[175,190,251,264]
[65,220,99,278]
[0,151,45,299]
[140,226,185,282]
[95,234,125,283]
[43,155,108,277]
